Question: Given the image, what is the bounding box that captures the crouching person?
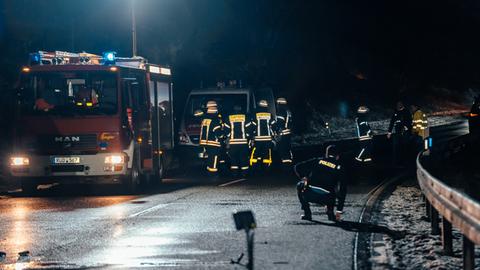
[294,145,347,221]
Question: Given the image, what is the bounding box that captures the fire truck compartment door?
[151,81,174,150]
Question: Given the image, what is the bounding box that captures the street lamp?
[131,0,137,57]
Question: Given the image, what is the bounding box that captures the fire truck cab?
[9,51,174,193]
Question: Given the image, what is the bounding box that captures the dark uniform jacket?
[356,114,372,140]
[388,108,412,135]
[252,111,276,141]
[199,113,224,147]
[224,114,254,145]
[276,108,292,136]
[294,156,347,211]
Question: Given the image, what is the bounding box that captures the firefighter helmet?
[258,100,268,108]
[276,98,287,105]
[357,106,369,114]
[206,100,217,108]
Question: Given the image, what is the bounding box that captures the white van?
[178,87,275,161]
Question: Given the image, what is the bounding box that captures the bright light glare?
[106,53,115,61]
[160,67,171,76]
[105,155,124,164]
[10,157,29,166]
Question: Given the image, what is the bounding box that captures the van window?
[187,94,248,116]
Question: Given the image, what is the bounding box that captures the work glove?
[301,177,309,192]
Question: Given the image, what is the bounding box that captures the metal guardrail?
[417,158,480,243]
[417,134,479,270]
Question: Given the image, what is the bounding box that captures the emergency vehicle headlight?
[105,155,124,164]
[102,51,116,65]
[10,157,30,166]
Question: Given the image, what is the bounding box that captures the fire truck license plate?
[52,157,81,164]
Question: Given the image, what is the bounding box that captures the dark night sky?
[1,0,480,117]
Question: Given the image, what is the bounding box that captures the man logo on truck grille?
[54,136,80,142]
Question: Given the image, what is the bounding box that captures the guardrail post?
[441,218,453,256]
[425,199,431,221]
[430,207,440,235]
[463,235,475,270]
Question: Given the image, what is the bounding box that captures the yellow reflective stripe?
[262,149,273,166]
[207,167,218,172]
[213,155,218,169]
[230,141,248,145]
[250,147,256,166]
[229,114,246,122]
[319,160,337,169]
[230,139,248,142]
[202,119,212,126]
[256,112,271,118]
[206,141,221,146]
[241,166,249,170]
[254,136,272,141]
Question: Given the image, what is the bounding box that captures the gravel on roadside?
[370,183,480,270]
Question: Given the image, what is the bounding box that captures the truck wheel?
[20,178,38,195]
[124,159,141,194]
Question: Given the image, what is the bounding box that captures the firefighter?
[468,96,480,142]
[75,86,99,107]
[250,100,276,168]
[294,145,347,221]
[410,103,429,153]
[355,106,373,163]
[216,107,228,167]
[275,98,293,166]
[199,101,225,174]
[387,101,412,166]
[224,105,254,177]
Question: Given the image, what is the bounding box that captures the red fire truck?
[9,51,174,193]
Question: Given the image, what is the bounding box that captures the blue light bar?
[102,51,117,65]
[30,53,41,65]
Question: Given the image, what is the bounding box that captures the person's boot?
[301,213,312,221]
[327,210,335,221]
[301,208,312,221]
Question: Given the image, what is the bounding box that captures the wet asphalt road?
[0,173,379,270]
[0,120,469,270]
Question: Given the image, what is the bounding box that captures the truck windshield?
[19,71,118,116]
[186,93,248,117]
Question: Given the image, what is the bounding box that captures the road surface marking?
[128,203,169,218]
[218,178,247,187]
